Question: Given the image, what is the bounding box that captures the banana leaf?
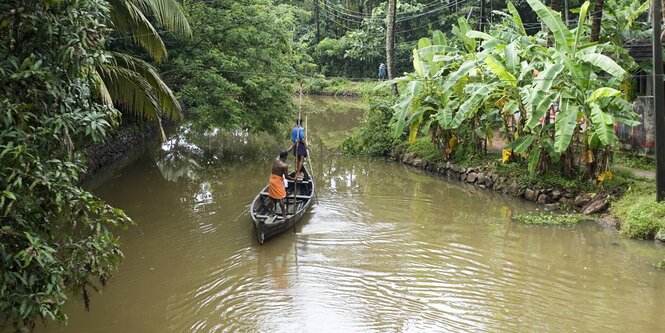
[504,134,535,153]
[573,1,590,53]
[507,2,527,36]
[418,45,457,57]
[526,91,557,129]
[450,84,494,128]
[466,30,497,42]
[432,30,447,46]
[436,107,454,129]
[590,103,615,145]
[587,87,621,103]
[456,17,477,52]
[625,0,651,30]
[526,0,573,54]
[412,49,426,78]
[485,55,518,87]
[441,60,477,91]
[418,38,431,50]
[553,102,579,153]
[391,80,423,137]
[528,146,541,173]
[504,42,520,74]
[581,53,626,78]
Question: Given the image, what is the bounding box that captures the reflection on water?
[37,96,665,333]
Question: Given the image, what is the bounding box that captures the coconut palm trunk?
[590,0,604,42]
[386,0,398,95]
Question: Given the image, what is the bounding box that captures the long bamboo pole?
[654,0,665,201]
[293,84,303,211]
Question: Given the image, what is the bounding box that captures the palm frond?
[110,0,168,62]
[96,64,160,121]
[90,69,114,108]
[110,52,183,121]
[129,0,192,37]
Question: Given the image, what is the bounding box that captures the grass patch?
[301,77,390,97]
[610,182,665,239]
[613,152,655,171]
[493,161,596,192]
[513,213,590,225]
[407,138,443,163]
[451,151,500,168]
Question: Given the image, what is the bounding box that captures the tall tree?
[1,0,131,328]
[386,0,398,94]
[159,0,301,133]
[590,0,605,41]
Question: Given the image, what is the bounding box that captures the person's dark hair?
[279,149,288,159]
[296,118,302,125]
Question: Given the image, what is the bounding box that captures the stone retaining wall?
[396,152,613,217]
[81,120,159,182]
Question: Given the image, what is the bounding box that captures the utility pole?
[386,0,398,95]
[315,0,320,43]
[654,0,665,201]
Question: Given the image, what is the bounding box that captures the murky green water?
[38,96,665,332]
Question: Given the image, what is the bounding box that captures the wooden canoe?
[250,165,315,244]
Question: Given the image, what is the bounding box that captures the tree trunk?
[478,0,485,31]
[564,0,569,27]
[315,0,320,43]
[386,0,398,95]
[590,0,604,42]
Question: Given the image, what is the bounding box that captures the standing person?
[378,63,387,80]
[268,150,292,221]
[290,118,307,180]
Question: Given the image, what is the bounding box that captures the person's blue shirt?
[291,125,305,143]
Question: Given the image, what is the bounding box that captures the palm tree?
[97,0,192,139]
[590,0,604,42]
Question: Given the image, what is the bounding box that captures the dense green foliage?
[614,152,656,171]
[343,102,400,156]
[387,0,640,181]
[159,0,305,133]
[404,138,443,163]
[0,0,131,328]
[612,183,665,239]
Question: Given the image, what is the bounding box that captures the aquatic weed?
[512,213,590,225]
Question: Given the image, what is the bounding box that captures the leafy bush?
[614,152,656,171]
[1,0,131,328]
[612,183,665,239]
[343,102,399,156]
[407,138,442,162]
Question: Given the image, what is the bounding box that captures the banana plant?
[524,0,638,175]
[390,30,464,143]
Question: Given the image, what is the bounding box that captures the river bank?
[299,77,389,97]
[389,141,665,245]
[343,103,665,253]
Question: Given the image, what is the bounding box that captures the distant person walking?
[378,63,387,80]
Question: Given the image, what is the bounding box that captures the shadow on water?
[35,96,665,333]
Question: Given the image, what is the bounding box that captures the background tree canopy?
[159,0,308,133]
